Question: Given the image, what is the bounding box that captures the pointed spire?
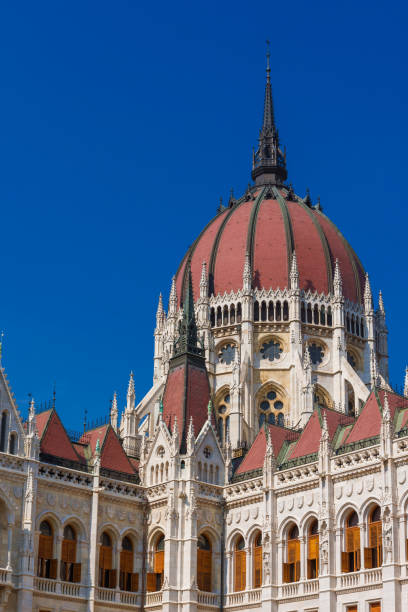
[169,276,178,316]
[364,273,373,312]
[173,265,203,357]
[404,366,408,398]
[251,42,287,186]
[126,371,135,413]
[28,397,36,436]
[378,290,385,315]
[383,391,391,423]
[110,392,118,431]
[290,251,299,290]
[200,261,208,299]
[172,416,179,450]
[320,412,329,443]
[333,258,343,297]
[243,251,252,292]
[207,400,213,422]
[370,348,379,387]
[127,371,135,397]
[156,293,164,328]
[187,416,195,454]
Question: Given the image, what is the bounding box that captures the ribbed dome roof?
[175,185,365,304]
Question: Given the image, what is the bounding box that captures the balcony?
[145,590,162,607]
[337,567,382,590]
[197,590,220,608]
[225,588,261,608]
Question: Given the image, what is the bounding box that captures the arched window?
[99,531,116,588]
[230,304,236,324]
[38,520,57,579]
[254,301,259,322]
[301,302,306,322]
[120,536,138,592]
[277,412,284,427]
[216,307,222,327]
[234,536,246,592]
[197,534,212,592]
[283,301,289,321]
[61,524,81,583]
[210,308,215,327]
[268,301,274,321]
[8,432,17,455]
[236,303,242,323]
[223,306,229,325]
[253,533,262,588]
[320,305,326,325]
[365,506,382,569]
[217,392,231,445]
[261,301,267,321]
[275,301,281,321]
[342,511,360,573]
[327,307,332,326]
[258,387,285,431]
[0,411,8,452]
[147,534,165,592]
[313,304,319,324]
[283,525,300,583]
[307,303,312,324]
[307,520,319,578]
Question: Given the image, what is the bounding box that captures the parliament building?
[0,52,406,612]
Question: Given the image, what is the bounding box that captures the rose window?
[218,344,236,365]
[258,389,285,428]
[308,343,324,365]
[260,340,283,362]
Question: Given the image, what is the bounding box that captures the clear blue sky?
[0,1,407,430]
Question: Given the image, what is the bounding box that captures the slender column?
[87,455,100,612]
[55,534,63,592]
[6,523,13,570]
[299,536,305,581]
[245,547,251,590]
[335,528,342,576]
[226,551,232,593]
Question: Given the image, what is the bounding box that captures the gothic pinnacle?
[404,366,408,398]
[243,251,252,292]
[303,346,312,371]
[127,371,135,397]
[110,392,118,431]
[169,276,177,315]
[289,251,299,289]
[333,258,343,297]
[364,273,373,312]
[200,261,208,298]
[378,290,385,314]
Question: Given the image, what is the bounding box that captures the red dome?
[175,187,365,304]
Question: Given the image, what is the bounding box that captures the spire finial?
[169,276,178,316]
[173,264,203,357]
[378,290,385,314]
[200,261,208,298]
[110,392,118,431]
[333,258,343,297]
[364,272,373,312]
[251,46,287,186]
[290,251,299,290]
[303,346,312,371]
[243,251,252,292]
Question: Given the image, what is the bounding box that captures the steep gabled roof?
[288,407,354,460]
[344,389,406,444]
[36,408,79,463]
[236,424,298,475]
[80,424,136,475]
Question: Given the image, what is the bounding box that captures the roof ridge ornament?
[333,258,343,298]
[251,42,287,187]
[289,251,299,290]
[173,265,204,358]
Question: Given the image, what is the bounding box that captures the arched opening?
[253,532,262,588]
[283,524,300,583]
[365,506,382,569]
[342,511,360,573]
[345,380,355,417]
[320,305,326,325]
[313,304,319,324]
[230,304,235,324]
[283,300,289,321]
[147,534,164,592]
[223,305,229,325]
[197,534,212,592]
[275,301,281,321]
[257,387,285,432]
[210,308,215,327]
[0,412,8,452]
[8,432,17,455]
[301,302,306,323]
[236,303,242,323]
[307,520,319,578]
[234,536,246,592]
[268,301,274,321]
[216,307,222,327]
[61,524,81,583]
[307,303,312,324]
[120,536,138,592]
[261,301,267,321]
[38,520,57,579]
[254,301,259,322]
[217,392,231,445]
[99,531,116,588]
[327,307,332,326]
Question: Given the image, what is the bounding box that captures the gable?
[40,409,79,462]
[236,425,297,475]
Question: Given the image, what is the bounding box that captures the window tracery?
[217,343,236,365]
[260,340,282,362]
[257,388,285,428]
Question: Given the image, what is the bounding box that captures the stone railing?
[304,578,319,594]
[0,452,25,473]
[120,590,140,605]
[0,568,12,585]
[279,578,318,599]
[280,582,299,598]
[197,590,220,607]
[34,577,57,593]
[96,586,116,602]
[60,581,82,597]
[337,568,382,590]
[226,588,261,607]
[145,590,163,606]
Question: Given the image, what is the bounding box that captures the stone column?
[87,454,100,612]
[56,534,63,592]
[6,523,13,570]
[299,536,305,581]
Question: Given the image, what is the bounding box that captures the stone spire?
[289,251,299,290]
[156,293,165,329]
[207,399,213,422]
[110,392,118,432]
[173,265,203,357]
[364,273,373,312]
[243,252,252,292]
[378,290,385,315]
[187,416,195,455]
[404,366,408,398]
[200,261,208,298]
[251,42,287,186]
[303,346,312,371]
[333,258,343,297]
[168,276,178,316]
[370,348,379,387]
[126,371,135,413]
[28,398,36,437]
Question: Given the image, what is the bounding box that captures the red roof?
[80,425,136,475]
[162,355,211,448]
[175,188,364,304]
[37,409,79,463]
[345,389,404,444]
[236,425,298,475]
[289,407,353,459]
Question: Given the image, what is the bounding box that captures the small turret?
[243,252,252,293]
[126,371,135,413]
[200,261,208,299]
[404,366,408,398]
[364,273,373,313]
[168,276,178,316]
[110,392,118,432]
[289,251,299,290]
[333,258,343,298]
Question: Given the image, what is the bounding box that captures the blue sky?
[0,1,407,430]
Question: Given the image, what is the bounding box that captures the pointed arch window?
[0,411,8,452]
[283,525,300,583]
[38,520,57,579]
[307,520,319,578]
[365,506,382,569]
[8,432,17,455]
[197,534,212,592]
[234,536,246,592]
[61,524,81,583]
[99,531,116,588]
[147,534,164,592]
[253,532,262,588]
[342,511,360,573]
[120,536,139,592]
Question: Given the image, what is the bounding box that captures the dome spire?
[251,42,287,187]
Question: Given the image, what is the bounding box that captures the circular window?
[260,340,283,362]
[258,388,285,428]
[218,344,236,365]
[308,343,325,365]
